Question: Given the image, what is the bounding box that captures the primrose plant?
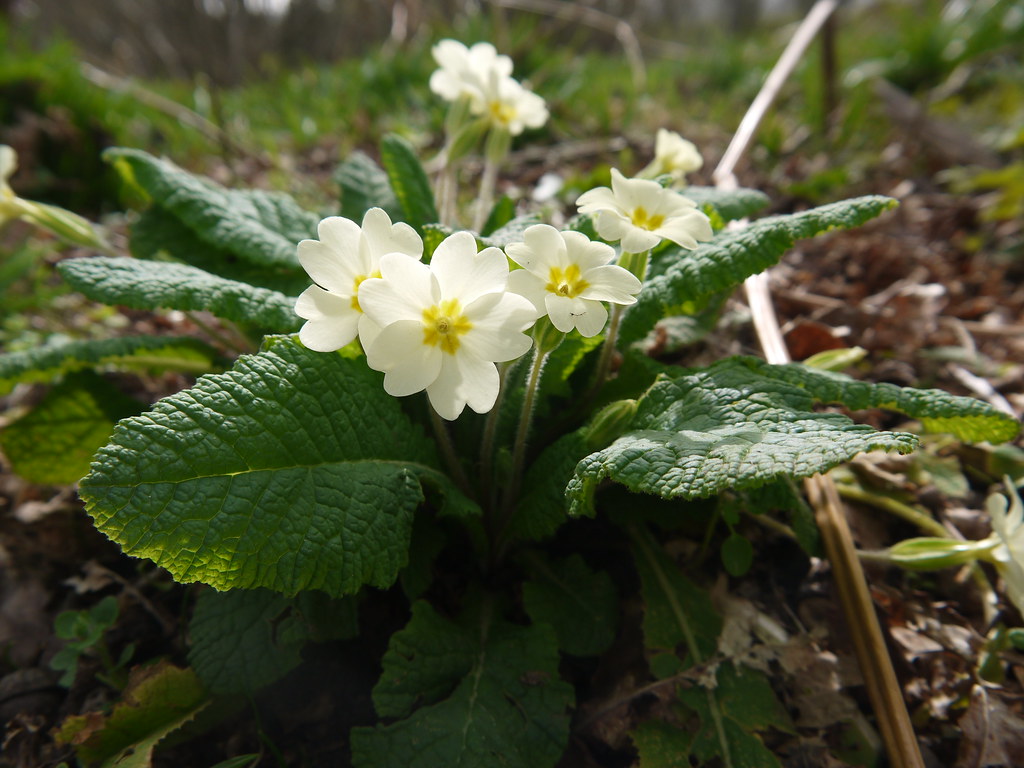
[1,38,1020,768]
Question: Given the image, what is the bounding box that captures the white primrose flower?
[358,231,536,420]
[640,129,704,182]
[295,208,422,353]
[987,483,1024,615]
[479,70,548,136]
[429,39,513,108]
[576,168,713,254]
[506,224,641,337]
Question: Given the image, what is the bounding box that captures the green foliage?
[569,356,1018,515]
[130,207,311,296]
[57,257,301,332]
[79,336,477,597]
[56,662,208,768]
[50,596,127,688]
[334,150,401,222]
[680,186,770,224]
[631,525,792,766]
[1,372,143,485]
[379,133,439,233]
[188,588,357,694]
[521,553,618,656]
[675,663,792,768]
[0,335,221,396]
[621,196,898,344]
[350,597,573,768]
[105,148,318,270]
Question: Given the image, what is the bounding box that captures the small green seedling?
[50,595,133,688]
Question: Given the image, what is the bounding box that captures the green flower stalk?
[1,145,111,253]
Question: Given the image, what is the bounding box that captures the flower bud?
[885,536,995,571]
[585,399,637,451]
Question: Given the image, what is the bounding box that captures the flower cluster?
[295,204,658,419]
[296,40,717,420]
[429,39,547,137]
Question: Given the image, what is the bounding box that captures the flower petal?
[506,268,547,315]
[619,226,660,254]
[295,286,360,351]
[432,234,508,303]
[573,298,608,337]
[427,352,500,420]
[360,207,423,261]
[360,254,435,326]
[655,210,713,249]
[461,292,535,362]
[580,264,641,304]
[366,320,442,397]
[575,186,620,215]
[317,215,366,265]
[297,239,358,294]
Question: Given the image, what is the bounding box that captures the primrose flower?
[429,40,513,108]
[506,225,641,337]
[295,208,422,353]
[576,168,713,254]
[987,483,1024,615]
[358,231,536,420]
[479,70,548,136]
[639,129,704,183]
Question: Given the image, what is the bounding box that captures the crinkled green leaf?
[379,134,438,233]
[569,356,1017,515]
[772,361,1020,444]
[79,336,478,597]
[681,186,770,223]
[620,196,898,344]
[131,206,310,296]
[105,147,318,270]
[58,257,301,332]
[188,588,357,694]
[0,335,221,396]
[55,662,208,768]
[522,553,618,656]
[334,150,400,221]
[1,372,143,485]
[351,598,573,768]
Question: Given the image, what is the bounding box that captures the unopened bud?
[885,536,994,571]
[585,399,637,451]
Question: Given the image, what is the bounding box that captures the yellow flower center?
[422,299,473,355]
[350,270,381,312]
[630,206,665,232]
[545,264,589,299]
[488,100,516,126]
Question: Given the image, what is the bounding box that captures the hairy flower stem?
[838,483,999,623]
[436,162,458,227]
[479,362,511,511]
[586,248,648,401]
[492,345,548,559]
[473,127,511,232]
[429,407,472,498]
